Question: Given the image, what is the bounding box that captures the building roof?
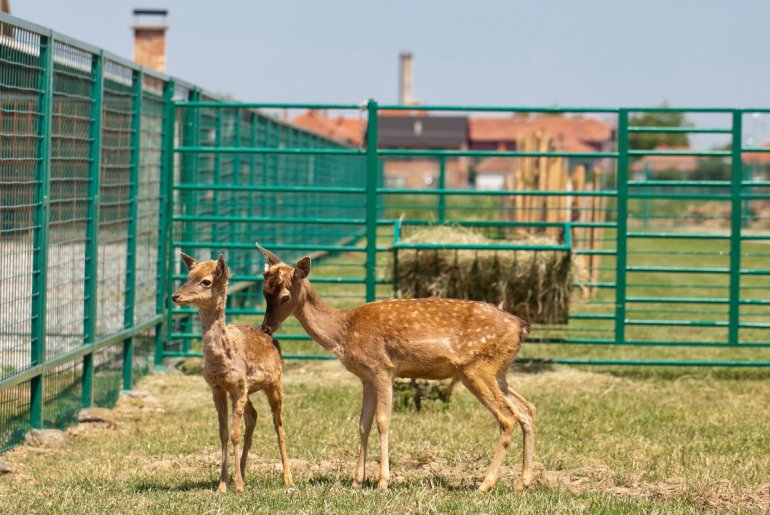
[469,115,614,151]
[629,146,699,173]
[378,115,468,149]
[475,156,514,174]
[291,110,363,146]
[745,141,770,164]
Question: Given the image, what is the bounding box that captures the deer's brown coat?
[258,245,535,492]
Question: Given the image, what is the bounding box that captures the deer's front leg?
[230,387,248,493]
[354,380,376,487]
[374,373,394,490]
[212,388,229,493]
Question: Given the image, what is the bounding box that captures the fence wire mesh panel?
[0,13,168,450]
[167,102,368,358]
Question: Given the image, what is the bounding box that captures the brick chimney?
[399,52,413,105]
[132,9,168,73]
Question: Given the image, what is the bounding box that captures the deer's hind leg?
[265,384,293,486]
[240,398,257,480]
[498,376,536,493]
[460,364,518,492]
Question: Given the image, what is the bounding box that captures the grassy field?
[3,217,769,512]
[1,360,769,513]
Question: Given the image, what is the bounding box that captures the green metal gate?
[164,102,770,366]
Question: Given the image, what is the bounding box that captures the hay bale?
[389,225,577,324]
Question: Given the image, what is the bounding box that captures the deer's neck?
[294,281,348,356]
[197,294,231,356]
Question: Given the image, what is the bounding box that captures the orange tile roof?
[745,141,770,164]
[475,156,514,173]
[469,115,613,151]
[291,110,363,146]
[629,146,699,173]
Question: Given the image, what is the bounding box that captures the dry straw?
[388,225,578,324]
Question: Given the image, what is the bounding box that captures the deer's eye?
[201,279,212,287]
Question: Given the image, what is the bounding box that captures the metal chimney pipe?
[399,52,413,105]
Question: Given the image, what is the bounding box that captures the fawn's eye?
[201,279,212,287]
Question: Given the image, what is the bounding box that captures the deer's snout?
[261,323,273,335]
[171,292,182,304]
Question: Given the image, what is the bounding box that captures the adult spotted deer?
[172,253,292,492]
[257,244,535,492]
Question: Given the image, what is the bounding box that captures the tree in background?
[629,103,692,150]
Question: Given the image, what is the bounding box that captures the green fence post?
[437,155,446,223]
[614,109,629,345]
[365,99,379,302]
[82,50,105,408]
[30,31,55,429]
[163,86,178,358]
[123,70,142,390]
[179,89,200,355]
[155,80,175,367]
[728,110,743,345]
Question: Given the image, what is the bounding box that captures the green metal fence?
[2,11,770,453]
[0,13,188,450]
[166,102,770,367]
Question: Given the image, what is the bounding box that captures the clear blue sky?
[11,0,769,109]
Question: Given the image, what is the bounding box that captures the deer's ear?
[215,254,232,281]
[295,257,311,279]
[180,252,198,271]
[256,243,283,266]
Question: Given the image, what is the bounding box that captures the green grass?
[2,363,769,513]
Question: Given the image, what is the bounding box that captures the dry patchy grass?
[1,361,769,513]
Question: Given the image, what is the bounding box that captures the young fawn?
[257,244,535,493]
[171,253,292,492]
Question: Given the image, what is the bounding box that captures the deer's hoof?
[352,479,363,489]
[284,473,294,487]
[478,477,497,492]
[514,479,531,494]
[377,479,389,490]
[216,483,227,493]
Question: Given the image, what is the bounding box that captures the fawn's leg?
[230,387,248,493]
[354,380,376,487]
[212,388,229,493]
[240,399,257,480]
[265,384,293,486]
[374,372,393,490]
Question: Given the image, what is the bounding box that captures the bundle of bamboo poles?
[502,130,607,298]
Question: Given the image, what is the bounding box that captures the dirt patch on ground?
[535,464,770,511]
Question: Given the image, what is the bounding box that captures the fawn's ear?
[295,257,311,279]
[256,243,283,267]
[215,254,232,281]
[180,252,198,271]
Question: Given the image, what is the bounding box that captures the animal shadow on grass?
[132,478,220,493]
[306,474,475,492]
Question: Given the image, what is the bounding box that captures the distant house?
[291,110,616,190]
[629,145,700,179]
[469,115,614,189]
[469,115,614,154]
